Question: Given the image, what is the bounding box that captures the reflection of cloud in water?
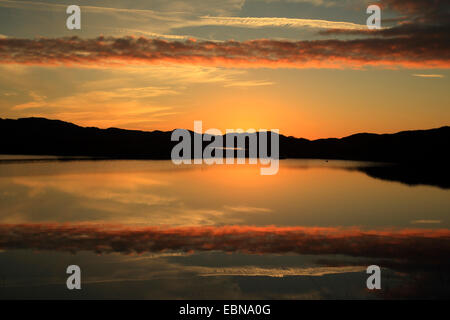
[0,173,242,225]
[195,266,366,277]
[1,225,448,299]
[1,224,448,262]
[1,160,449,228]
[13,173,169,203]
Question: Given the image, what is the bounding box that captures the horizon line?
[1,116,449,142]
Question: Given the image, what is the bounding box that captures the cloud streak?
[412,74,445,78]
[0,35,448,69]
[194,16,367,30]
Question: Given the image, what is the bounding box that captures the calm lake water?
[0,158,449,299]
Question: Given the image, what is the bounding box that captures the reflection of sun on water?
[0,160,449,229]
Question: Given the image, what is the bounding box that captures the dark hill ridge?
[0,117,449,164]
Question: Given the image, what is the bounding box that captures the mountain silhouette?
[0,117,449,164]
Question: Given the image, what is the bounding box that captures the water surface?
[0,159,448,299]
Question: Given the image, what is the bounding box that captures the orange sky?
[0,0,448,139]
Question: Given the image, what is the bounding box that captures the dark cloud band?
[0,35,448,69]
[1,224,449,261]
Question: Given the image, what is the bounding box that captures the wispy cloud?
[9,86,179,130]
[193,16,368,30]
[224,205,273,212]
[0,0,177,19]
[412,74,445,78]
[12,86,178,110]
[411,220,442,224]
[223,80,274,87]
[0,0,243,19]
[261,0,340,7]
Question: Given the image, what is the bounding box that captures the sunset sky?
[0,0,448,139]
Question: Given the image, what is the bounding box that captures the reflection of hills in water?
[0,157,448,190]
[355,164,450,189]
